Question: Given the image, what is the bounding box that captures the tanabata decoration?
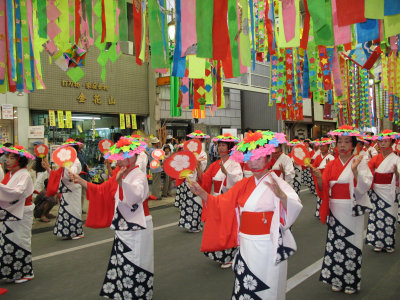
[292,144,311,167]
[163,151,197,180]
[52,146,77,168]
[2,145,35,160]
[34,144,49,158]
[98,139,114,154]
[183,139,202,156]
[151,149,165,160]
[150,160,161,169]
[63,44,87,68]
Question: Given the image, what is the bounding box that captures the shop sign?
[57,110,65,128]
[28,126,45,138]
[120,113,125,129]
[48,110,56,126]
[65,111,73,128]
[131,114,137,130]
[125,114,131,128]
[61,80,116,106]
[1,104,13,120]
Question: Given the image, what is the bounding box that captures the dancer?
[71,136,154,300]
[267,137,295,186]
[286,139,303,194]
[302,139,316,195]
[311,138,335,218]
[365,130,400,253]
[198,134,243,268]
[177,131,209,233]
[0,145,35,283]
[44,139,84,240]
[189,131,302,299]
[312,125,372,294]
[358,135,378,161]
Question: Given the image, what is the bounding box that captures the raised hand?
[116,166,127,185]
[220,161,227,175]
[188,181,208,201]
[279,163,285,176]
[351,155,363,178]
[264,177,287,209]
[42,158,51,172]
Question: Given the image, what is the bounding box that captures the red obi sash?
[374,172,393,184]
[240,211,284,235]
[331,183,350,199]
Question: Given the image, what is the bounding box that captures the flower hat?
[104,136,147,161]
[212,133,241,143]
[230,130,287,163]
[328,125,361,137]
[2,145,35,160]
[130,134,148,141]
[187,130,210,139]
[310,139,320,145]
[314,137,334,146]
[176,143,184,149]
[287,139,303,147]
[373,129,400,141]
[60,138,83,148]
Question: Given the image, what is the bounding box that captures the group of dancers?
[0,125,398,299]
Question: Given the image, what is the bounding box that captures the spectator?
[34,179,58,222]
[0,143,12,174]
[149,137,162,199]
[209,141,218,163]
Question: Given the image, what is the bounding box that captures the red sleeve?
[46,168,63,197]
[85,174,118,228]
[319,161,333,224]
[200,178,250,252]
[199,160,220,194]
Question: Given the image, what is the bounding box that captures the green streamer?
[307,0,334,46]
[196,0,214,58]
[20,3,33,90]
[170,76,182,117]
[37,0,47,38]
[148,0,168,68]
[86,0,93,38]
[228,0,240,77]
[239,0,251,66]
[118,0,128,41]
[104,0,116,42]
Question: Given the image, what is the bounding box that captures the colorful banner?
[65,111,72,128]
[131,114,137,129]
[125,113,131,128]
[57,110,64,128]
[49,110,56,127]
[119,113,125,129]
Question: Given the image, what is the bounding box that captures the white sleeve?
[121,172,147,206]
[225,162,243,189]
[354,159,373,197]
[283,156,295,185]
[0,167,4,182]
[199,151,208,172]
[0,173,33,203]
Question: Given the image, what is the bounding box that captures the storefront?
[29,48,150,165]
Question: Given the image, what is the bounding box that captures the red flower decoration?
[116,138,132,148]
[14,145,24,150]
[65,138,75,143]
[131,134,142,139]
[339,125,353,130]
[243,131,262,144]
[382,129,393,134]
[194,130,203,134]
[223,133,232,137]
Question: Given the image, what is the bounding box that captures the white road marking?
[286,230,367,292]
[32,221,177,262]
[286,258,323,292]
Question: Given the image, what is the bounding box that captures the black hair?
[44,179,48,188]
[218,141,235,152]
[335,136,357,148]
[113,133,123,143]
[163,145,172,152]
[18,156,29,168]
[34,157,46,173]
[73,144,79,152]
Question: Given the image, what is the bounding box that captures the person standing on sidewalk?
[76,138,89,214]
[162,145,172,197]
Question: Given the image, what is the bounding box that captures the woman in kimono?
[358,135,378,162]
[174,144,185,209]
[312,125,373,294]
[365,130,400,253]
[286,139,303,194]
[190,131,302,300]
[311,138,335,218]
[44,139,84,240]
[71,136,154,300]
[302,139,316,195]
[177,131,209,233]
[267,140,295,187]
[0,145,35,284]
[198,134,243,268]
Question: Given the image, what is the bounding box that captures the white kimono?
[270,153,295,186]
[235,172,302,300]
[212,159,243,195]
[366,152,400,249]
[136,151,148,175]
[53,159,83,238]
[0,168,34,280]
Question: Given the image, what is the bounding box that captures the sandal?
[39,217,50,223]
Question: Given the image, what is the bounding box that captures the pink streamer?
[180,0,197,57]
[331,47,342,97]
[282,0,295,42]
[0,0,6,82]
[181,77,189,108]
[331,0,351,45]
[390,36,399,52]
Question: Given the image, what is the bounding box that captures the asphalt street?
[1,189,400,300]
